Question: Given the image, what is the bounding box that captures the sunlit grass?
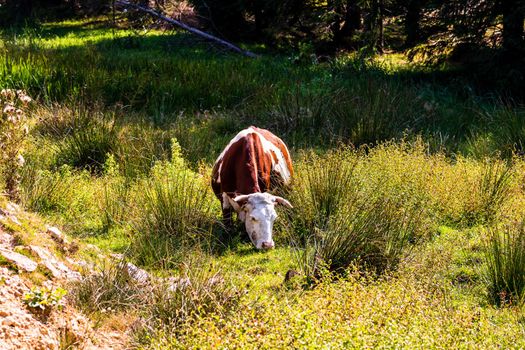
[3,18,525,349]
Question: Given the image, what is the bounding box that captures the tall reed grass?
[484,222,525,306]
[128,141,218,268]
[288,149,426,280]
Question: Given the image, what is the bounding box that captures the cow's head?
[223,192,292,250]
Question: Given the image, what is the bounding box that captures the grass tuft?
[128,141,218,268]
[54,109,118,173]
[69,259,144,315]
[135,256,242,346]
[484,222,525,306]
[288,148,426,280]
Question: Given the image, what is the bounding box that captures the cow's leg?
[222,207,233,229]
[221,192,236,230]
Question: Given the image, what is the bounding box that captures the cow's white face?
[224,192,292,250]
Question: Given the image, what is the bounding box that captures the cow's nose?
[261,241,274,250]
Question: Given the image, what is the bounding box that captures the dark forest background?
[1,0,524,101]
[2,0,523,56]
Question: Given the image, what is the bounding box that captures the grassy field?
[2,19,525,348]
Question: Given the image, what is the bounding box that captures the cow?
[211,126,293,250]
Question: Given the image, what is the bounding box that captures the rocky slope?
[0,202,128,349]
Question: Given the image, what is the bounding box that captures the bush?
[54,108,118,173]
[288,148,426,280]
[0,89,32,201]
[288,149,358,243]
[99,177,131,232]
[23,286,67,311]
[136,256,242,345]
[295,197,423,281]
[128,139,218,268]
[463,159,513,225]
[484,221,525,306]
[69,259,145,315]
[489,105,525,158]
[20,162,77,213]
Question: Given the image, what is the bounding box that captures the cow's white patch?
[256,133,292,185]
[213,127,291,184]
[222,192,231,210]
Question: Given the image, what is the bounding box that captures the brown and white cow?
[211,126,293,250]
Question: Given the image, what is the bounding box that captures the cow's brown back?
[211,127,293,200]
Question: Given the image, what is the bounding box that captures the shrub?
[23,286,67,310]
[265,85,340,142]
[488,105,525,158]
[484,221,525,306]
[128,138,218,268]
[288,149,358,243]
[54,109,118,173]
[100,177,131,232]
[331,80,417,146]
[69,260,145,315]
[288,148,426,280]
[23,286,67,318]
[295,197,423,281]
[135,256,242,346]
[464,159,513,225]
[20,163,77,213]
[0,89,32,201]
[115,123,174,178]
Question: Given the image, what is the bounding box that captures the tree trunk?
[501,0,524,54]
[365,0,378,32]
[377,0,384,53]
[329,0,343,46]
[405,0,422,48]
[339,0,361,39]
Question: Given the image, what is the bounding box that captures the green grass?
[3,18,525,349]
[2,19,524,155]
[485,222,525,306]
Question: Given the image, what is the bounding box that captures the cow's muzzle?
[261,241,275,250]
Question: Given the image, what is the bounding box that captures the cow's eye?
[251,216,258,222]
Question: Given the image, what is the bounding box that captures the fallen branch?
[115,0,258,58]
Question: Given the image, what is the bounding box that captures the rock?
[0,232,14,248]
[121,262,149,284]
[6,202,20,213]
[167,276,191,291]
[0,268,61,350]
[46,226,66,243]
[8,215,21,227]
[113,255,149,283]
[0,248,38,272]
[66,258,92,270]
[56,315,91,349]
[0,203,22,226]
[207,274,224,286]
[28,245,81,280]
[65,270,82,281]
[29,245,55,261]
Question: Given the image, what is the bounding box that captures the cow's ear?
[233,194,250,209]
[226,194,241,212]
[274,196,293,208]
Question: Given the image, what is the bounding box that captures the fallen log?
[115,0,258,58]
